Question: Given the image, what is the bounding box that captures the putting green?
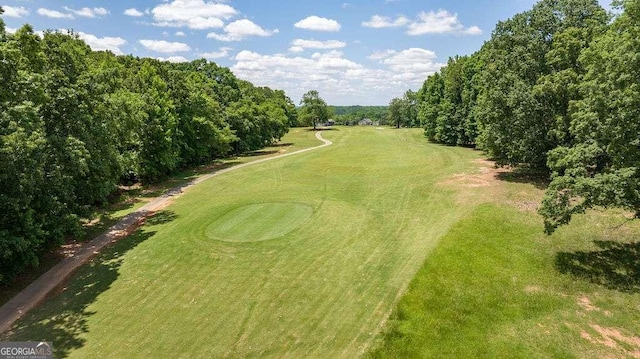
[205,203,313,242]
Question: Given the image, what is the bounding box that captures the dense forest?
[0,10,297,285]
[405,0,640,234]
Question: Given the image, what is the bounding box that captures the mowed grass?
[3,127,483,358]
[367,193,640,356]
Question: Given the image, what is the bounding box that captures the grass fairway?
[367,188,640,356]
[3,127,483,357]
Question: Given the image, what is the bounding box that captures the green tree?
[388,97,404,129]
[540,0,640,233]
[418,72,444,141]
[476,0,607,168]
[299,90,330,130]
[402,90,418,128]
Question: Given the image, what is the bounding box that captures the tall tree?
[540,0,640,233]
[418,72,445,141]
[299,90,330,130]
[388,97,404,129]
[476,0,607,168]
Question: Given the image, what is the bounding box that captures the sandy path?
[0,131,332,334]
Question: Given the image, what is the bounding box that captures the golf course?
[2,127,639,358]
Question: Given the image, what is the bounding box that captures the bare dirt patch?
[581,324,640,357]
[524,285,543,294]
[438,159,509,205]
[439,159,546,212]
[577,296,599,312]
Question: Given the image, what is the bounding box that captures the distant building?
[358,118,373,126]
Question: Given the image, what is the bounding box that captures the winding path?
[0,131,332,334]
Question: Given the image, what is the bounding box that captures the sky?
[0,0,613,105]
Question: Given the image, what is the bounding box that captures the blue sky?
[1,0,612,105]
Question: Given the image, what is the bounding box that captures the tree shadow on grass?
[145,210,178,226]
[3,210,177,357]
[304,127,339,131]
[239,149,279,157]
[495,168,549,190]
[555,240,640,293]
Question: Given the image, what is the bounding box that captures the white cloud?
[368,49,396,60]
[362,15,409,28]
[462,26,483,35]
[407,10,482,35]
[157,56,190,63]
[37,8,74,19]
[6,27,17,34]
[207,19,278,42]
[363,10,481,36]
[77,32,126,54]
[230,47,440,105]
[378,48,444,82]
[63,7,108,18]
[3,6,29,18]
[175,31,186,37]
[139,39,191,53]
[124,8,145,17]
[289,39,346,53]
[294,16,341,32]
[199,47,232,59]
[151,0,237,29]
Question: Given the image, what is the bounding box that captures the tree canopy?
[388,90,418,129]
[299,90,330,129]
[540,0,640,233]
[0,21,296,284]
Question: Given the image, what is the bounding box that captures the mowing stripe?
[0,131,332,335]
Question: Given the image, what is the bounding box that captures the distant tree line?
[0,14,296,284]
[331,105,388,125]
[405,0,640,233]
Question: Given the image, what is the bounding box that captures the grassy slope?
[368,184,640,357]
[4,127,482,358]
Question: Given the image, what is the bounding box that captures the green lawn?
[3,127,482,358]
[5,126,639,358]
[367,192,640,357]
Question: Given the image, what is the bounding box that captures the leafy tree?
[388,97,404,129]
[132,60,180,182]
[540,0,640,233]
[388,90,418,129]
[299,90,330,130]
[418,72,444,141]
[402,90,418,127]
[476,0,607,168]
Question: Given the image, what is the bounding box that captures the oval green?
[205,203,313,242]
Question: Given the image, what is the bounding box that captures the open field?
[3,126,639,358]
[2,127,482,357]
